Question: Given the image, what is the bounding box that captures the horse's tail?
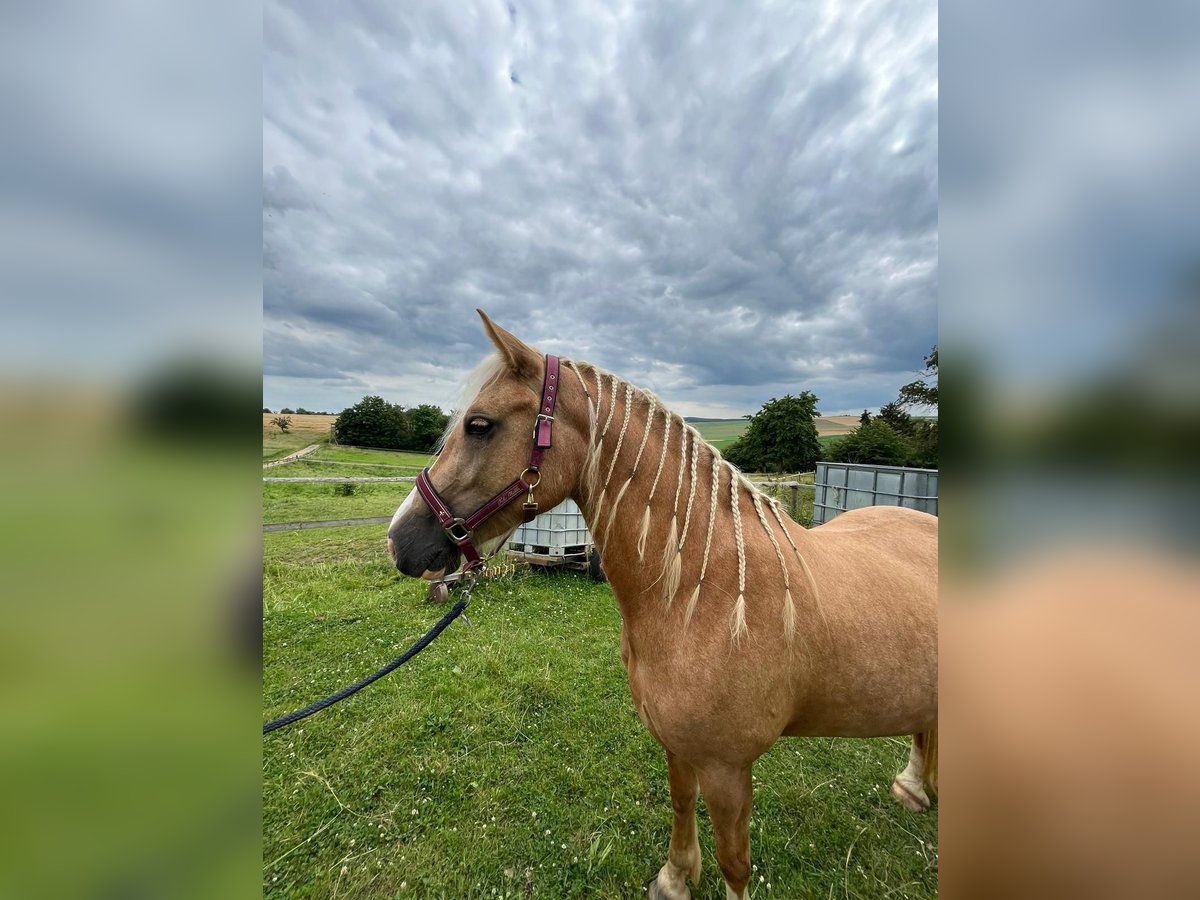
[917,728,938,795]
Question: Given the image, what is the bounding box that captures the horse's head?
[387,310,589,579]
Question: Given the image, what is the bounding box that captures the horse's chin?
[420,568,447,581]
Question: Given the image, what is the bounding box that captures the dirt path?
[263,444,320,469]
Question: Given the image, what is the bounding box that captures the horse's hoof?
[890,778,931,812]
[646,873,690,900]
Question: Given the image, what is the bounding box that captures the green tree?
[877,400,914,436]
[906,419,939,469]
[898,347,938,409]
[270,415,292,434]
[859,409,872,426]
[723,392,822,473]
[333,395,410,449]
[406,404,450,452]
[828,419,910,466]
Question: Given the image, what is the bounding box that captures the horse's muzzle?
[388,509,461,580]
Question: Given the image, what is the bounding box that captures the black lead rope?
[263,596,470,735]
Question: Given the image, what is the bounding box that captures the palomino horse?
[388,311,938,900]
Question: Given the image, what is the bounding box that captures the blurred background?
[1,0,1197,897]
[0,1,262,897]
[941,0,1200,896]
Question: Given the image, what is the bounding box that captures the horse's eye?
[465,417,492,436]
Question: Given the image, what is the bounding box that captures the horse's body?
[619,504,936,752]
[388,313,937,900]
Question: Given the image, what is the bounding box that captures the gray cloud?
[264,0,937,416]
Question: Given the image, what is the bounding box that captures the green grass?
[263,447,432,523]
[264,414,337,460]
[690,420,748,451]
[263,431,326,460]
[318,447,435,467]
[263,530,937,898]
[263,482,412,525]
[744,472,816,526]
[267,446,430,479]
[269,460,423,479]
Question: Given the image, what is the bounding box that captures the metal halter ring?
[444,518,471,543]
[520,469,542,489]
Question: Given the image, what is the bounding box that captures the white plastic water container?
[509,498,592,557]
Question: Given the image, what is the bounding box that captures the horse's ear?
[477,309,541,380]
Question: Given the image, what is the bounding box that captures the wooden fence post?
[789,484,798,517]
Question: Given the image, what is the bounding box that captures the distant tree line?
[724,346,938,472]
[331,396,450,452]
[829,400,938,469]
[263,406,333,415]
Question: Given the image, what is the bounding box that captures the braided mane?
[560,358,817,645]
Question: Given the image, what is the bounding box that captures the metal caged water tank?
[813,462,938,525]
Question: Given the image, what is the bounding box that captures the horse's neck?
[571,375,715,604]
[567,365,814,645]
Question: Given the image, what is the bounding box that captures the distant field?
[263,413,336,459]
[690,419,747,450]
[814,416,860,434]
[692,417,858,452]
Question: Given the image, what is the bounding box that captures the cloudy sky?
[264,0,937,417]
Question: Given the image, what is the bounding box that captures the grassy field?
[263,445,430,524]
[271,447,433,481]
[317,446,434,467]
[264,414,337,460]
[263,482,412,525]
[691,418,859,454]
[689,420,748,451]
[263,536,937,899]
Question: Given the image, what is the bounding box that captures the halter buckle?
[444,518,472,543]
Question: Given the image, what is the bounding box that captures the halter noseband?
[414,355,561,574]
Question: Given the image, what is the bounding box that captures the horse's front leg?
[697,761,753,900]
[647,752,702,900]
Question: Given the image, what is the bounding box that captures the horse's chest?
[619,628,656,729]
[619,627,708,747]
